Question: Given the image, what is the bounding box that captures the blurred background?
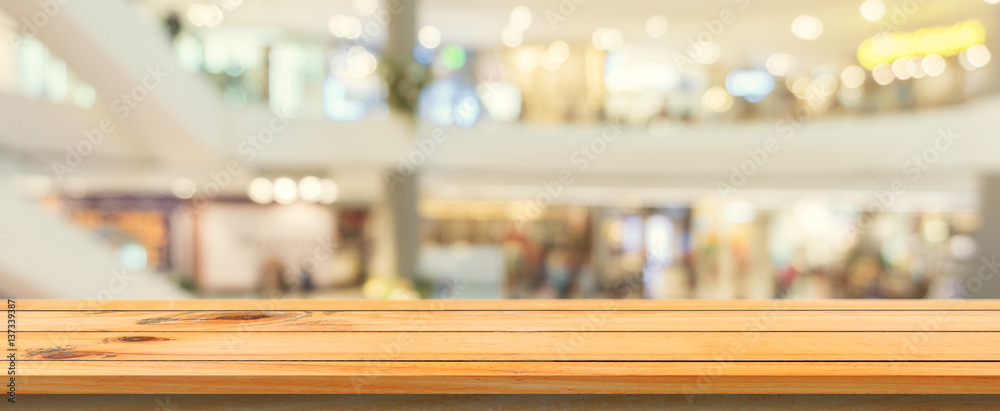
[1,0,999,301]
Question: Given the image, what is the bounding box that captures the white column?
[388,169,420,279]
[970,174,1000,298]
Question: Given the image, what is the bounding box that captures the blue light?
[725,70,775,102]
[413,44,434,66]
[418,78,481,128]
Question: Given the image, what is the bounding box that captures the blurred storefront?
[1,1,999,300]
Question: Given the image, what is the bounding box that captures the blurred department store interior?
[2,0,1000,300]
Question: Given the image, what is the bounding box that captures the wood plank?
[17,331,1000,361]
[13,299,1000,394]
[16,394,1000,410]
[19,310,1000,332]
[16,299,984,311]
[18,361,1000,394]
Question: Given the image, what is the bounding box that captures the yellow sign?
[857,19,986,70]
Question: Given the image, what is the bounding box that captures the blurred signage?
[857,19,985,70]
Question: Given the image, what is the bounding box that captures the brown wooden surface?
[17,394,1000,410]
[21,310,1000,331]
[17,298,984,310]
[14,299,1000,394]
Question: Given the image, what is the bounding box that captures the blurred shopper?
[259,255,290,297]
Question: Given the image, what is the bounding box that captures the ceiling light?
[645,15,668,38]
[962,44,991,69]
[501,25,523,47]
[766,53,796,76]
[347,47,377,78]
[298,176,323,203]
[187,5,208,27]
[592,28,623,51]
[202,5,223,27]
[418,26,441,49]
[273,178,297,204]
[840,65,866,88]
[922,54,946,76]
[872,63,894,85]
[891,57,912,79]
[860,0,885,22]
[171,178,197,199]
[329,15,362,39]
[791,16,823,40]
[548,41,570,63]
[248,178,274,204]
[510,6,532,30]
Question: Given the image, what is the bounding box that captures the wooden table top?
[13,299,1000,394]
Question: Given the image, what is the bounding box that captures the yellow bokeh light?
[856,19,986,70]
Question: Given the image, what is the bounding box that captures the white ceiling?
[5,0,1000,206]
[137,0,1000,70]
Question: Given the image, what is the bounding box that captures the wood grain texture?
[18,299,984,310]
[21,310,1000,331]
[13,299,1000,394]
[16,394,1000,410]
[18,331,1000,361]
[18,361,1000,394]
